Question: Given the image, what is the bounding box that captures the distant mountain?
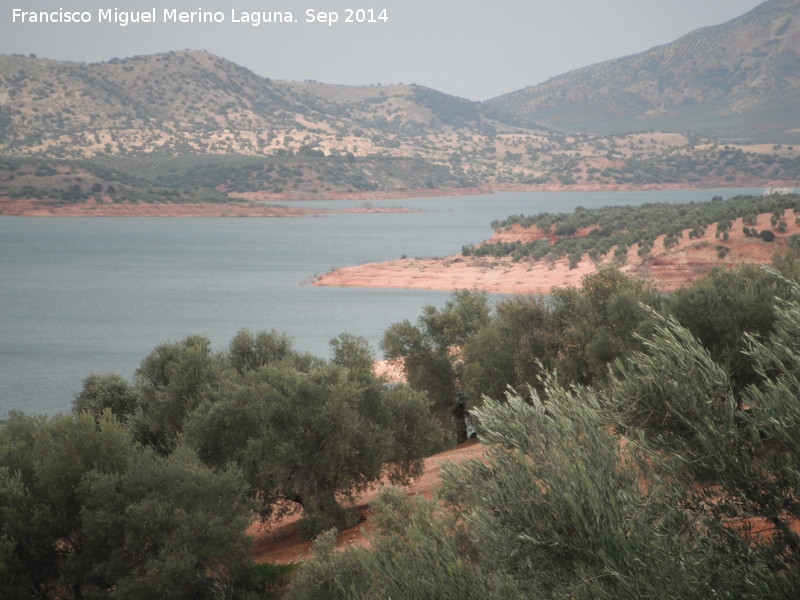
[0,49,528,158]
[487,0,800,142]
[1,41,799,205]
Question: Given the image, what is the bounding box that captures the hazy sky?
[2,0,766,100]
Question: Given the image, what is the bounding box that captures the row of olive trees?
[287,268,800,599]
[469,193,800,264]
[1,330,445,598]
[493,193,799,234]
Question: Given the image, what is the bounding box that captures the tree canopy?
[288,274,800,598]
[7,243,800,597]
[0,412,255,599]
[78,329,444,538]
[382,290,491,442]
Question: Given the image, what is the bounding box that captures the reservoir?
[0,188,759,416]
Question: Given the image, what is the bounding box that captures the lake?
[0,188,760,416]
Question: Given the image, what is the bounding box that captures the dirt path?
[248,438,483,564]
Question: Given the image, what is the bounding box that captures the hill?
[0,49,528,159]
[1,34,800,207]
[487,0,800,142]
[314,194,800,293]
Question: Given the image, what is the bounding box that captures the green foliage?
[251,562,297,599]
[382,290,491,442]
[293,282,800,597]
[608,287,800,584]
[85,446,255,600]
[238,359,435,535]
[608,311,737,454]
[668,264,792,391]
[462,295,558,404]
[283,531,366,600]
[547,268,660,385]
[0,153,472,206]
[286,489,510,600]
[17,260,800,597]
[663,232,680,248]
[441,388,725,600]
[228,328,294,374]
[419,270,661,411]
[478,194,800,265]
[329,332,376,385]
[19,324,445,589]
[130,334,225,453]
[72,373,140,422]
[289,268,800,598]
[289,374,785,598]
[0,412,256,599]
[67,327,446,542]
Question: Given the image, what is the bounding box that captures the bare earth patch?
[0,196,418,217]
[248,438,483,564]
[314,212,800,294]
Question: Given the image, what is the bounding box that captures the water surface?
[0,188,759,415]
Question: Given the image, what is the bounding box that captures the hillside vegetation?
[288,261,800,599]
[467,192,800,265]
[2,37,800,206]
[0,154,469,208]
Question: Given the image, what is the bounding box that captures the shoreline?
[487,178,797,193]
[314,212,800,295]
[227,184,490,203]
[313,254,605,295]
[2,179,795,217]
[0,197,423,217]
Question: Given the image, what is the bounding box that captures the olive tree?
[183,332,445,539]
[72,373,140,422]
[129,334,225,453]
[382,290,491,442]
[609,294,800,579]
[0,411,256,599]
[286,278,800,598]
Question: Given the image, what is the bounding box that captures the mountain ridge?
[0,49,531,158]
[1,2,799,207]
[487,0,800,142]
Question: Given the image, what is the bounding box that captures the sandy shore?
[5,178,795,217]
[488,178,798,193]
[228,185,488,202]
[0,196,422,217]
[314,212,800,295]
[314,255,602,295]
